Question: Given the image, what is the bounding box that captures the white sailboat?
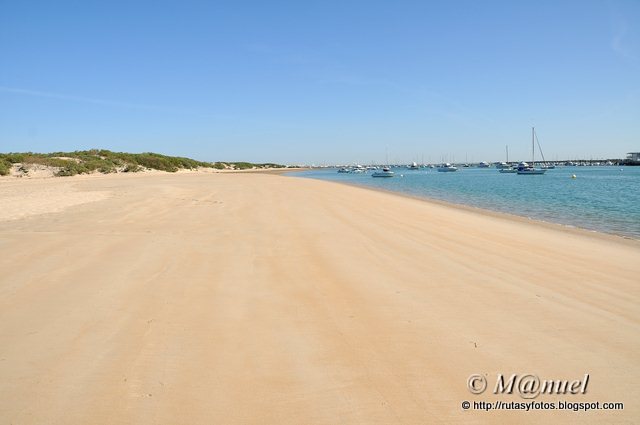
[437,163,458,172]
[499,145,517,173]
[517,127,546,175]
[535,134,555,169]
[373,148,395,177]
[372,167,395,177]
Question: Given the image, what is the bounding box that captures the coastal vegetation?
[0,150,285,176]
[212,161,285,170]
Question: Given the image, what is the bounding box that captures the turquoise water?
[294,167,640,239]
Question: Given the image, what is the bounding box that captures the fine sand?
[0,172,638,424]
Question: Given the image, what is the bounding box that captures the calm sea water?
[294,166,640,239]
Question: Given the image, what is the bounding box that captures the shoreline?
[1,171,638,424]
[2,169,637,246]
[289,172,640,246]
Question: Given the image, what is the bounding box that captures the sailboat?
[498,145,517,173]
[372,167,395,177]
[437,163,458,172]
[535,134,555,169]
[517,127,546,175]
[372,148,395,177]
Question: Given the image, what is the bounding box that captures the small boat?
[337,167,351,173]
[477,161,490,168]
[517,128,546,175]
[408,162,419,170]
[517,162,545,174]
[498,146,516,173]
[373,148,395,177]
[437,163,458,172]
[372,167,395,177]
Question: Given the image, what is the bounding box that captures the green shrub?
[1,150,284,177]
[230,162,254,170]
[0,159,11,176]
[55,167,78,177]
[123,164,142,173]
[1,153,26,163]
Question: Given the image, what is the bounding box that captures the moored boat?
[437,163,458,172]
[517,128,546,175]
[516,161,545,175]
[372,167,395,177]
[498,146,516,173]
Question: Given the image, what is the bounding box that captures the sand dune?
[0,172,638,424]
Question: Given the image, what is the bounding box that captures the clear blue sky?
[1,0,638,164]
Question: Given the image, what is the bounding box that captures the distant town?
[305,152,640,169]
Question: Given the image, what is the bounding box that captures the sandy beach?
[0,171,638,424]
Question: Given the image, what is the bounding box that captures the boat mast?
[531,127,535,166]
[506,145,509,163]
[534,131,548,166]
